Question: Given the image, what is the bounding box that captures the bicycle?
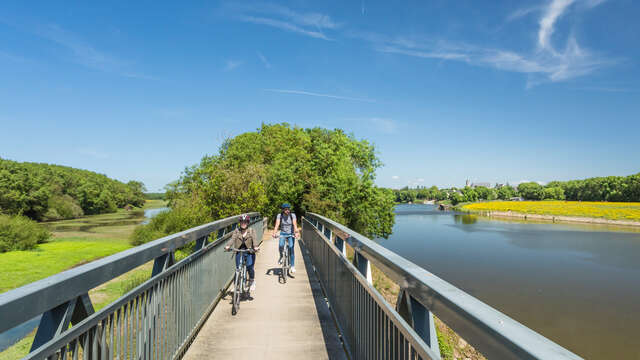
[281,237,290,283]
[227,248,253,315]
[276,233,297,283]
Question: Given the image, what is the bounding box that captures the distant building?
[510,197,524,201]
[471,182,492,188]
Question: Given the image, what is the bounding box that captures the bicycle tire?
[282,244,288,283]
[232,272,240,315]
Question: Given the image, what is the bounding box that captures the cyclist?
[225,214,259,290]
[272,203,300,274]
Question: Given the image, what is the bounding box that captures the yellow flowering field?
[462,201,640,222]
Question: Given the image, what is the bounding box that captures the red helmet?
[240,214,250,223]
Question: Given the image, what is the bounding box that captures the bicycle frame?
[230,248,252,315]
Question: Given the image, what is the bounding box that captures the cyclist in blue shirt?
[272,203,300,274]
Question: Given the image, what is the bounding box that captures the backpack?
[279,212,292,230]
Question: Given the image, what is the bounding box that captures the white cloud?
[506,6,542,22]
[239,16,330,40]
[392,175,400,180]
[231,3,340,40]
[360,0,616,87]
[538,0,575,51]
[224,59,242,71]
[257,51,271,69]
[36,24,151,79]
[263,88,375,102]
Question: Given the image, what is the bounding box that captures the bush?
[44,195,84,220]
[0,214,51,252]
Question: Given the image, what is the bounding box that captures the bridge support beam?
[353,251,373,285]
[334,235,348,258]
[30,293,96,352]
[397,289,441,357]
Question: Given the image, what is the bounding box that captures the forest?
[0,158,146,221]
[393,173,640,205]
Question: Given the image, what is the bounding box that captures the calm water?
[381,204,640,359]
[0,207,168,352]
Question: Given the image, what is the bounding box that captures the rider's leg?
[234,252,242,290]
[246,253,255,280]
[289,236,296,271]
[246,253,256,290]
[278,234,286,263]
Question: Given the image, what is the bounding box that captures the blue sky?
[0,1,638,191]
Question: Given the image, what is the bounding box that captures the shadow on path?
[298,239,348,360]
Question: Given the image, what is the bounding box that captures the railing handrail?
[306,212,582,360]
[0,212,259,334]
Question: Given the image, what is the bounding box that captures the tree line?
[392,173,640,205]
[0,158,146,221]
[132,123,395,246]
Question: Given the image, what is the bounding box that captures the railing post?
[397,290,441,357]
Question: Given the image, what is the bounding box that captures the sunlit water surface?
[378,204,640,359]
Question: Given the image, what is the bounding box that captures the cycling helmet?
[239,214,250,223]
[281,203,291,209]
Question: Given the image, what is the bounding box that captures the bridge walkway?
[183,231,347,360]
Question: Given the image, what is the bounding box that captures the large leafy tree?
[157,123,395,240]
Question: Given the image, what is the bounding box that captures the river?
[0,207,169,352]
[380,204,640,359]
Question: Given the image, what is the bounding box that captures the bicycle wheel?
[242,265,248,296]
[232,271,240,315]
[282,245,288,283]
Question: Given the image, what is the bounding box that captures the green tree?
[497,185,516,200]
[143,124,395,245]
[518,182,544,200]
[450,192,464,205]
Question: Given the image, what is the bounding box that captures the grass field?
[462,201,640,222]
[0,200,165,358]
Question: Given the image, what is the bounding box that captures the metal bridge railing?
[303,213,582,360]
[0,213,266,360]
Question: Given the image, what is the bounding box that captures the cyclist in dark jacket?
[225,214,259,290]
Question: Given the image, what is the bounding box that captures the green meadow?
[0,200,165,359]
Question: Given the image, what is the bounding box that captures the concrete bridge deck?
[183,231,347,360]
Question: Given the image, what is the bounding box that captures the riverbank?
[460,201,640,227]
[0,200,165,359]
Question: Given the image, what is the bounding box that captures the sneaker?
[290,266,296,274]
[250,280,256,291]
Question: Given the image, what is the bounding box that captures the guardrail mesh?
[24,218,264,360]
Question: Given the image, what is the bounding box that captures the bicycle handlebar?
[226,248,256,253]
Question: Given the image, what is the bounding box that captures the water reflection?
[453,214,478,225]
[383,204,640,359]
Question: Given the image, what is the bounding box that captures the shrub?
[44,195,84,220]
[0,214,51,252]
